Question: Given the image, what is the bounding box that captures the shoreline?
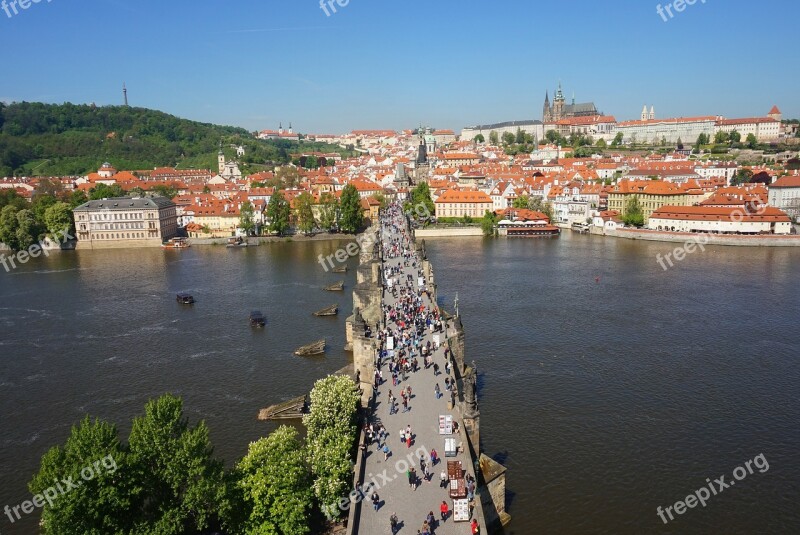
[604,228,800,247]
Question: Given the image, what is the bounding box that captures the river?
[0,233,798,534]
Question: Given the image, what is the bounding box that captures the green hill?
[0,102,350,176]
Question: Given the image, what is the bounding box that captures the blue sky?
[0,0,796,133]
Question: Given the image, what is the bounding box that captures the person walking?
[371,491,380,511]
[434,383,441,399]
[383,443,391,461]
[471,519,480,534]
[440,500,449,523]
[390,513,399,534]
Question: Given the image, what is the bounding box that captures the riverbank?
[189,232,360,246]
[605,228,800,246]
[414,227,483,238]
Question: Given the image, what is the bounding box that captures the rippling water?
[424,232,800,534]
[1,234,798,534]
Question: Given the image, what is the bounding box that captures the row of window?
[91,232,154,240]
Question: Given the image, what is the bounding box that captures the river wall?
[606,228,800,246]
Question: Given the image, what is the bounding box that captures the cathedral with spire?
[542,83,600,123]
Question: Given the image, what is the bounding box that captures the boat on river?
[176,293,195,305]
[332,266,347,273]
[250,310,266,328]
[162,237,190,249]
[324,281,344,291]
[313,304,339,316]
[294,339,326,356]
[227,236,248,248]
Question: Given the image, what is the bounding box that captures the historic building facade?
[73,196,178,249]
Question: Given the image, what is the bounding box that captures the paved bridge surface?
[354,208,479,535]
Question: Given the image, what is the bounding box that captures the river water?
[1,233,798,534]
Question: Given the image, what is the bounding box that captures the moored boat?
[176,293,195,305]
[313,304,339,316]
[162,237,190,249]
[294,339,326,356]
[250,310,266,328]
[227,236,248,247]
[332,266,347,273]
[324,281,344,291]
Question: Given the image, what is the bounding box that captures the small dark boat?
[227,236,248,248]
[176,293,195,305]
[313,304,339,317]
[324,281,344,291]
[250,310,266,328]
[294,339,326,356]
[332,266,348,273]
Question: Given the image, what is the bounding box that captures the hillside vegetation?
[0,102,351,176]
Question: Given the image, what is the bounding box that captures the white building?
[73,196,178,248]
[715,117,781,142]
[768,175,800,222]
[647,205,792,234]
[461,120,544,144]
[613,116,718,145]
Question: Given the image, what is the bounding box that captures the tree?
[235,426,313,535]
[611,132,624,147]
[731,168,753,186]
[406,182,435,222]
[481,210,497,236]
[512,195,529,209]
[729,130,741,143]
[621,195,645,227]
[695,133,710,147]
[44,202,74,240]
[501,132,516,146]
[0,204,20,249]
[29,416,131,534]
[89,183,127,200]
[746,133,758,149]
[339,184,363,233]
[595,138,607,149]
[151,184,178,199]
[318,192,339,232]
[127,394,230,534]
[303,375,360,518]
[714,131,729,144]
[15,208,39,249]
[489,131,499,145]
[267,192,291,236]
[295,192,316,235]
[239,201,256,235]
[515,128,526,144]
[473,134,485,143]
[275,166,300,188]
[676,137,684,150]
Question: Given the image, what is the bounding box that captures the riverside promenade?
[350,204,486,535]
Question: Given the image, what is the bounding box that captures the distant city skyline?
[0,0,797,133]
